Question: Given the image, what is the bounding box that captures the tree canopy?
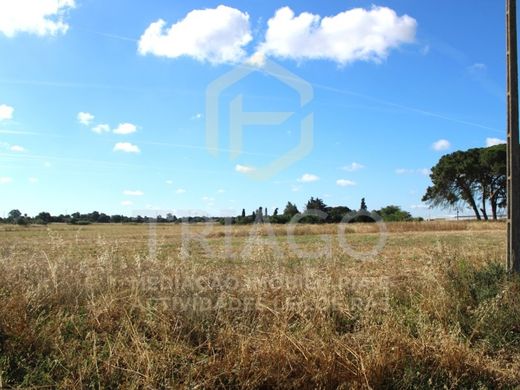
[305,197,328,213]
[376,205,413,222]
[283,202,299,217]
[422,144,506,220]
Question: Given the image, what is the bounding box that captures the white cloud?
[486,137,506,147]
[123,190,144,196]
[176,188,186,194]
[77,111,94,126]
[298,173,320,183]
[247,51,267,67]
[468,63,487,74]
[235,164,255,174]
[113,123,137,135]
[138,5,252,64]
[10,145,26,152]
[191,113,203,120]
[432,139,451,151]
[88,120,135,135]
[92,124,110,134]
[217,189,225,194]
[202,196,215,207]
[0,104,14,121]
[165,180,173,185]
[0,0,74,37]
[336,179,356,187]
[411,204,429,209]
[121,200,133,206]
[395,168,430,176]
[0,142,27,153]
[0,176,12,184]
[255,6,416,65]
[342,162,365,172]
[28,177,38,183]
[291,185,301,192]
[113,142,140,154]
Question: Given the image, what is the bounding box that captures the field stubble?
[0,221,518,388]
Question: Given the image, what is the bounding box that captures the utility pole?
[507,0,520,273]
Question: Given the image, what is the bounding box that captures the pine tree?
[257,207,264,223]
[283,202,299,217]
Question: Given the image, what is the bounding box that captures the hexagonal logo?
[206,59,313,181]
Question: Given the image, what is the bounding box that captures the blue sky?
[0,0,508,218]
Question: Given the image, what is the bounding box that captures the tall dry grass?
[0,222,518,388]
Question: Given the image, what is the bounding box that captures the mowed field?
[0,221,519,388]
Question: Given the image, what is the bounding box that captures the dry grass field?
[0,221,519,388]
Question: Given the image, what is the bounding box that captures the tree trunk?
[469,198,482,220]
[490,190,499,220]
[491,200,498,220]
[481,200,489,221]
[459,180,481,220]
[472,205,482,220]
[480,185,489,220]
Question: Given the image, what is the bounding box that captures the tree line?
[1,198,419,226]
[231,197,420,224]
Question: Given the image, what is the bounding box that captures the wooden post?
[507,0,520,273]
